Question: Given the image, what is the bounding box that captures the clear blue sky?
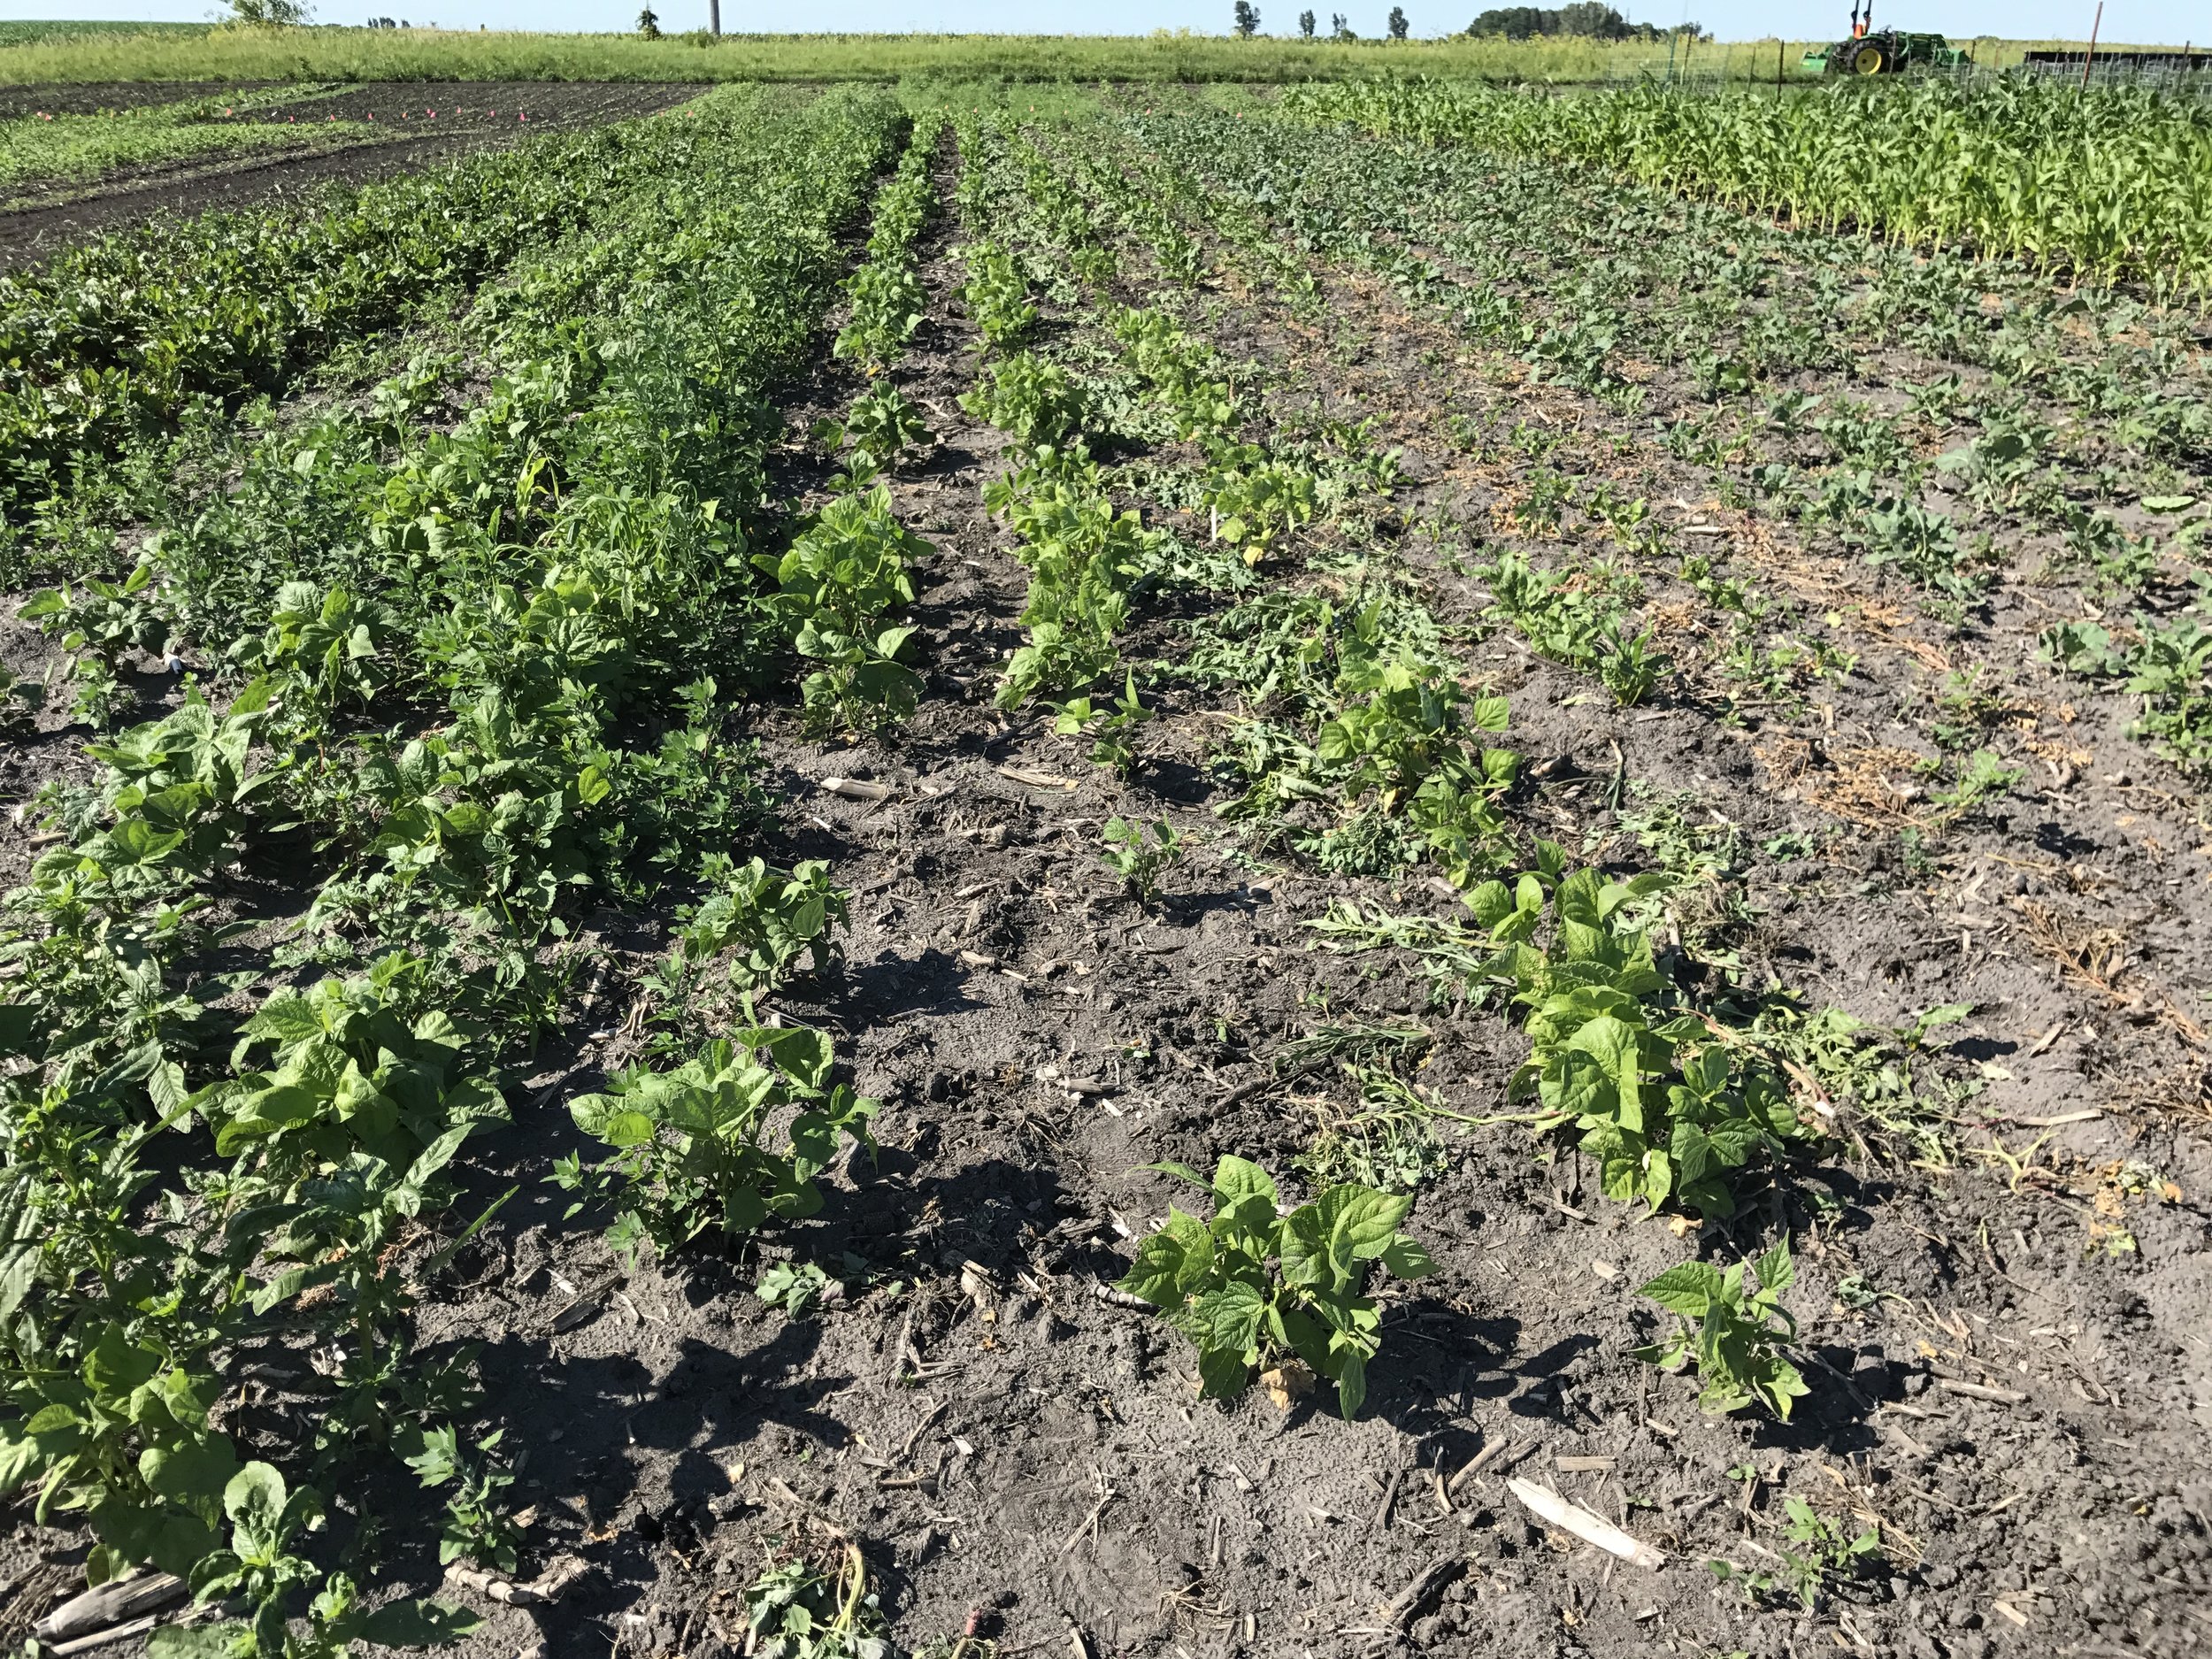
[0,0,2193,44]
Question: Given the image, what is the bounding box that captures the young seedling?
[1052,669,1152,776]
[1099,816,1181,902]
[1711,1497,1881,1609]
[402,1425,521,1574]
[1930,747,2022,822]
[757,1258,840,1319]
[1117,1155,1434,1417]
[1636,1238,1810,1420]
[745,1544,890,1659]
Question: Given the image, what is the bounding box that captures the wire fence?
[2012,53,2212,94]
[1603,43,2212,98]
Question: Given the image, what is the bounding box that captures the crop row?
[1285,75,2212,299]
[2,86,911,1652]
[934,112,1844,1440]
[0,95,741,545]
[1115,95,2211,777]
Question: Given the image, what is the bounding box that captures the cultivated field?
[0,62,2208,1659]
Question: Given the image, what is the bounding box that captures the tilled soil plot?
[0,81,274,120]
[0,81,705,265]
[2,108,2208,1659]
[273,134,2200,1659]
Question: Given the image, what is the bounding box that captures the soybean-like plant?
[664,856,849,996]
[761,487,931,733]
[1636,1238,1809,1420]
[146,1463,473,1657]
[1118,1156,1434,1417]
[1712,1497,1882,1609]
[557,1028,877,1262]
[960,242,1038,345]
[1477,865,1814,1217]
[402,1425,522,1574]
[827,381,934,478]
[1099,815,1182,902]
[745,1546,891,1659]
[1052,669,1153,775]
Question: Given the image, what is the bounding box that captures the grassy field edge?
[0,27,2149,88]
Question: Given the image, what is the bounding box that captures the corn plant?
[1284,76,2212,300]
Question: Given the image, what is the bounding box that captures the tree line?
[1465,4,1707,40]
[1229,5,1703,38]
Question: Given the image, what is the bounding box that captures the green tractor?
[1801,4,1969,74]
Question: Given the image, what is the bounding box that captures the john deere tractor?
[1801,4,1968,74]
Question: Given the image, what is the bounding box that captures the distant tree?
[1466,6,1554,37]
[1331,11,1356,37]
[1387,4,1409,35]
[228,0,311,23]
[1299,7,1317,33]
[1556,0,1630,35]
[1234,0,1261,35]
[636,4,661,35]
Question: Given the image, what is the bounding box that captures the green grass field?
[0,25,2119,87]
[0,19,211,50]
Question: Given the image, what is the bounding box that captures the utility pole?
[709,0,719,35]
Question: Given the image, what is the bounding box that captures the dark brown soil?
[0,81,706,268]
[0,81,276,120]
